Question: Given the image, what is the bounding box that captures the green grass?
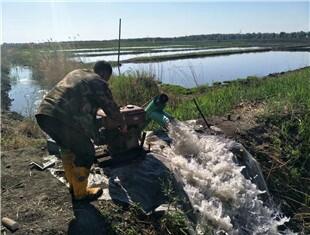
[244,111,310,233]
[165,68,310,120]
[1,60,12,111]
[109,70,160,107]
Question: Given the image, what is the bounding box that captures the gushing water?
[163,121,292,234]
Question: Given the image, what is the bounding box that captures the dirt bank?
[1,101,308,234]
[1,112,176,235]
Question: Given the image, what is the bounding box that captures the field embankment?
[124,47,272,63]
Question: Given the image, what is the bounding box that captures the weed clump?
[1,61,12,111]
[31,41,86,88]
[1,113,44,151]
[110,70,160,107]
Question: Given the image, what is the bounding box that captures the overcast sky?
[1,1,309,43]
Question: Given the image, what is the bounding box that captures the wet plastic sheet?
[45,153,174,214]
[107,153,172,212]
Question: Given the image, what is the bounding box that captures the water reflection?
[9,66,46,116]
[120,51,310,88]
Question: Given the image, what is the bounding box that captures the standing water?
[120,51,310,88]
[163,121,293,234]
[9,66,47,116]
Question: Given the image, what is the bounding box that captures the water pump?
[95,94,173,165]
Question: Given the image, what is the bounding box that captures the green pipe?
[144,94,173,128]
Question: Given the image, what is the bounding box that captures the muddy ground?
[1,112,178,235]
[0,102,305,234]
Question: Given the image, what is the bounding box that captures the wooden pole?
[117,18,121,74]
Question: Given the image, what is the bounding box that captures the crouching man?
[36,61,126,201]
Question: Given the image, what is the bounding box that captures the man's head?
[154,93,169,105]
[93,61,113,81]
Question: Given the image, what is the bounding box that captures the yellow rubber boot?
[71,166,103,201]
[61,149,75,191]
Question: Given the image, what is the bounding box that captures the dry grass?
[1,113,44,151]
[33,50,85,88]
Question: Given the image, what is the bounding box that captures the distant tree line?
[2,31,309,49]
[173,31,309,41]
[131,31,310,42]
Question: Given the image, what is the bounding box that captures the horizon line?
[2,31,309,45]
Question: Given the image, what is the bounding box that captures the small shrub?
[1,61,12,111]
[160,210,189,235]
[110,70,160,106]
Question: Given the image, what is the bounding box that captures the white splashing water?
[162,121,293,235]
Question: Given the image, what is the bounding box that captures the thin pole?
[193,98,211,128]
[117,18,121,74]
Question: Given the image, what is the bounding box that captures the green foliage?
[160,177,191,235]
[160,211,189,235]
[168,68,310,120]
[160,84,193,96]
[1,60,12,111]
[110,70,160,106]
[257,112,310,233]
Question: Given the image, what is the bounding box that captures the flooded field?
[120,51,310,87]
[8,66,46,116]
[74,46,263,63]
[8,50,310,114]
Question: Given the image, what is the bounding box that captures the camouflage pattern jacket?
[36,69,125,139]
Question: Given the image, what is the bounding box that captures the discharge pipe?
[144,94,174,128]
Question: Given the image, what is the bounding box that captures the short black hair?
[93,61,112,76]
[155,93,169,105]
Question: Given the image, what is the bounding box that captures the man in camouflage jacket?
[36,61,126,201]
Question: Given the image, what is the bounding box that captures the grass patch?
[166,67,310,120]
[32,50,85,88]
[1,60,12,111]
[239,111,310,233]
[160,211,189,235]
[1,112,45,151]
[110,70,160,107]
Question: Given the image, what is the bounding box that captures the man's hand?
[97,109,106,117]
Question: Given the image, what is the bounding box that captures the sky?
[1,1,309,43]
